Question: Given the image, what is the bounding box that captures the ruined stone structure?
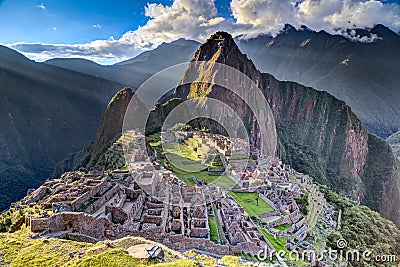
[23,131,331,259]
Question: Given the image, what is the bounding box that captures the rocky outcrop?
[236,24,400,138]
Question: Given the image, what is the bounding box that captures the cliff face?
[171,31,400,226]
[363,134,400,226]
[262,74,368,195]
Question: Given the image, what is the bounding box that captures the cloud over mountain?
[7,0,400,63]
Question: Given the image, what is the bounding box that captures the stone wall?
[143,214,163,225]
[230,242,262,255]
[30,217,50,232]
[86,184,120,214]
[30,210,266,256]
[70,180,108,211]
[166,234,230,255]
[259,193,276,209]
[105,206,128,225]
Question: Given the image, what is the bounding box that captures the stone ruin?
[20,131,331,259]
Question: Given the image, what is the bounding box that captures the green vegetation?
[208,216,219,243]
[258,228,288,253]
[184,251,247,267]
[0,203,57,232]
[0,227,200,267]
[211,203,226,245]
[78,198,97,212]
[91,133,137,170]
[295,194,309,215]
[319,184,400,267]
[386,130,400,157]
[274,224,291,231]
[229,192,273,218]
[148,134,238,188]
[0,226,253,267]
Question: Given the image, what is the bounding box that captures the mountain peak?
[208,31,235,42]
[192,31,244,65]
[370,24,398,38]
[282,24,297,33]
[299,25,313,32]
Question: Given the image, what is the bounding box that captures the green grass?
[78,198,97,212]
[0,227,199,267]
[274,224,291,231]
[258,228,309,266]
[212,204,226,245]
[150,137,238,188]
[208,216,219,243]
[258,228,289,253]
[229,192,274,218]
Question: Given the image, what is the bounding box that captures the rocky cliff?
[88,88,135,163]
[262,74,368,196]
[171,32,400,227]
[363,134,400,227]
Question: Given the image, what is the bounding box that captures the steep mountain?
[169,32,400,226]
[53,88,148,174]
[174,32,278,156]
[46,39,200,91]
[87,88,135,164]
[386,130,400,158]
[236,24,400,138]
[0,46,124,211]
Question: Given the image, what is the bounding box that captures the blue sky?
[0,0,168,44]
[0,0,232,44]
[1,0,399,64]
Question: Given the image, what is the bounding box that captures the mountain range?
[236,24,400,138]
[0,25,399,228]
[47,24,400,138]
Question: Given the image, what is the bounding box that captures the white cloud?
[9,0,400,64]
[298,0,400,32]
[231,0,400,35]
[231,0,298,30]
[93,24,102,29]
[8,39,144,65]
[117,0,233,49]
[36,3,46,10]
